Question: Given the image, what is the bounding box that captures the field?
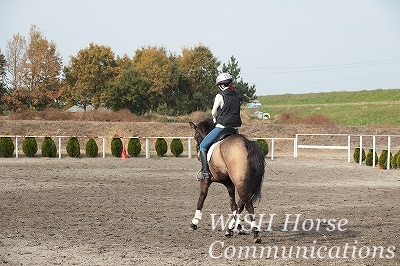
[257,88,400,126]
[1,92,400,265]
[0,154,399,265]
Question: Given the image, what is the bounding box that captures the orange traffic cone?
[121,145,128,159]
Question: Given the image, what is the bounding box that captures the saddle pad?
[207,140,223,162]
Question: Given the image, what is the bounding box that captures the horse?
[189,118,265,243]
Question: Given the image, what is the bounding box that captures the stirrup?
[196,170,210,181]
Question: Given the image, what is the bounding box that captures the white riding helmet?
[215,73,233,86]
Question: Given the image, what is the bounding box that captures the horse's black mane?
[197,118,214,135]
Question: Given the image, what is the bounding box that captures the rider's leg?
[198,127,223,179]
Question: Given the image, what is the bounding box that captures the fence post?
[102,137,106,158]
[146,138,150,158]
[359,135,363,165]
[387,135,391,170]
[271,139,275,160]
[294,134,298,158]
[15,136,18,158]
[347,135,351,163]
[188,137,192,158]
[58,137,62,159]
[373,136,376,168]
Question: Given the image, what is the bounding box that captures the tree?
[5,33,26,91]
[159,60,193,115]
[24,25,63,110]
[177,44,220,112]
[103,66,152,115]
[4,33,27,111]
[62,43,118,111]
[132,46,176,110]
[4,26,62,111]
[0,50,6,113]
[222,56,256,103]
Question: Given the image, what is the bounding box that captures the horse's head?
[189,118,214,145]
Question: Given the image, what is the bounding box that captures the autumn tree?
[3,33,27,111]
[4,33,26,91]
[0,50,6,113]
[62,43,118,110]
[222,56,256,103]
[4,26,62,111]
[131,46,177,110]
[176,45,220,112]
[24,25,63,110]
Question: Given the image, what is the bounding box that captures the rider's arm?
[211,94,223,122]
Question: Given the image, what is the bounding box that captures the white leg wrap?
[251,220,257,229]
[228,211,238,230]
[192,210,202,225]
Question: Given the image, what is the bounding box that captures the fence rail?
[3,134,400,166]
[295,134,400,169]
[0,135,292,160]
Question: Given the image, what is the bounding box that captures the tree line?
[0,25,257,116]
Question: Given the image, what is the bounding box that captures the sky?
[1,0,399,96]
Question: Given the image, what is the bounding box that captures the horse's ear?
[189,122,197,129]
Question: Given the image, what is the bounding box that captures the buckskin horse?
[189,118,265,243]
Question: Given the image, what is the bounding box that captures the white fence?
[295,134,400,169]
[1,135,293,160]
[3,134,399,166]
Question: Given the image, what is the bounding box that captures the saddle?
[205,127,239,162]
[214,127,239,144]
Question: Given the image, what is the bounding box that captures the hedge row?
[0,136,188,158]
[353,147,400,169]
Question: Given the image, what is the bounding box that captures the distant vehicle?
[247,100,262,108]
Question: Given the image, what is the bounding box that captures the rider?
[198,72,243,179]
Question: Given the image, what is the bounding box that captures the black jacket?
[216,90,242,127]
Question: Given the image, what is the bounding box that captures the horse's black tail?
[243,138,265,204]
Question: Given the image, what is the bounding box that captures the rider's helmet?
[215,73,233,86]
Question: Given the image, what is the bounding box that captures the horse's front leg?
[190,179,211,230]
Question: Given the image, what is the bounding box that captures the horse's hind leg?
[236,200,246,235]
[190,179,211,230]
[223,181,239,237]
[243,201,262,243]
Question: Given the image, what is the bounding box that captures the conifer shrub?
[397,153,400,169]
[391,151,400,169]
[155,138,167,157]
[365,149,378,167]
[66,137,81,158]
[128,137,141,157]
[353,147,365,163]
[85,138,98,157]
[0,136,15,157]
[170,138,183,157]
[41,137,57,157]
[378,150,392,169]
[111,136,123,157]
[22,136,38,157]
[256,139,269,157]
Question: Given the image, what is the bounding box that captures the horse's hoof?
[225,230,234,237]
[189,223,197,230]
[238,230,246,235]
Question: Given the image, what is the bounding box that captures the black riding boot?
[199,150,210,179]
